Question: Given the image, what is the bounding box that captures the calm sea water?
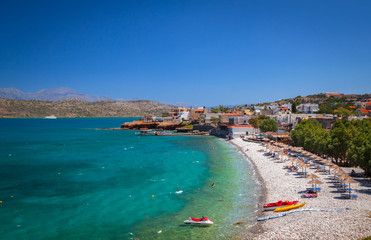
[0,118,258,240]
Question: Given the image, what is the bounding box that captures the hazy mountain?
[0,98,174,118]
[0,87,111,102]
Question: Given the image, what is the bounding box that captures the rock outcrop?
[121,121,181,130]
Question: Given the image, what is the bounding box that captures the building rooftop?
[219,113,243,116]
[359,109,369,113]
[227,125,253,128]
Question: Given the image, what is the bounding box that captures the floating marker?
[152,195,154,198]
[0,201,2,204]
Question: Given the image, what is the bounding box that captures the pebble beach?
[230,138,371,240]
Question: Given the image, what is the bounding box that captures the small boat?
[44,115,57,119]
[135,129,156,136]
[184,217,213,226]
[263,201,299,211]
[274,202,306,212]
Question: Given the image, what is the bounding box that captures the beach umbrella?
[342,178,358,196]
[324,162,334,174]
[288,157,297,165]
[302,151,311,156]
[299,162,309,177]
[306,173,320,180]
[308,179,324,190]
[330,165,340,170]
[337,174,352,187]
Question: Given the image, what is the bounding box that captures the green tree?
[291,119,329,155]
[292,118,371,176]
[218,105,229,113]
[344,120,371,175]
[334,107,353,118]
[327,121,354,165]
[292,101,301,113]
[249,117,261,134]
[259,118,278,132]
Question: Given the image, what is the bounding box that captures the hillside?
[0,87,111,102]
[0,98,174,118]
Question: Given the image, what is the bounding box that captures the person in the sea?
[211,183,215,188]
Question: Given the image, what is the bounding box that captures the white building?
[267,104,280,110]
[296,104,319,113]
[228,125,255,136]
[178,111,190,121]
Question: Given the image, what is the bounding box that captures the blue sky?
[1,0,370,106]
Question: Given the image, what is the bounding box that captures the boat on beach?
[274,202,306,212]
[184,217,213,226]
[263,200,299,211]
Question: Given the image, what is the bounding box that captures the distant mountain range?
[0,87,111,102]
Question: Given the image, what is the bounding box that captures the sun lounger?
[337,188,353,193]
[306,187,321,192]
[340,194,358,199]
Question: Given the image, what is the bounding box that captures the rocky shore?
[120,120,181,130]
[230,138,371,240]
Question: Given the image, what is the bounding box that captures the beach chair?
[337,188,353,193]
[306,187,321,192]
[340,194,358,199]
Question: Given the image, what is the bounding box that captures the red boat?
[184,216,213,226]
[263,200,299,211]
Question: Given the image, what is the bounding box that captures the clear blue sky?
[1,0,370,106]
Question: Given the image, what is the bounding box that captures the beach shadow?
[330,190,344,194]
[354,177,371,187]
[357,189,371,195]
[333,196,355,200]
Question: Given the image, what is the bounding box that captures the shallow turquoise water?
[0,118,257,239]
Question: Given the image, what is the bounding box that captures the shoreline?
[228,140,267,238]
[228,138,371,240]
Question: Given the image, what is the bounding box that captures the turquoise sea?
[0,118,258,240]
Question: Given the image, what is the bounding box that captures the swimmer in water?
[211,183,215,188]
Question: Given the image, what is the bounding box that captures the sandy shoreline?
[228,138,371,240]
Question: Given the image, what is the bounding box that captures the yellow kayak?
[274,202,306,212]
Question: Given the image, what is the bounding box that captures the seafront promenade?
[230,138,371,240]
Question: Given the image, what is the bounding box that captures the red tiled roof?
[220,113,243,116]
[227,125,253,128]
[360,109,369,113]
[367,101,371,105]
[349,106,355,109]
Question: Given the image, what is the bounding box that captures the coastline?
[228,140,267,238]
[228,138,371,240]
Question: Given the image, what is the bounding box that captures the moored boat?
[263,200,299,211]
[184,216,213,226]
[274,202,306,212]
